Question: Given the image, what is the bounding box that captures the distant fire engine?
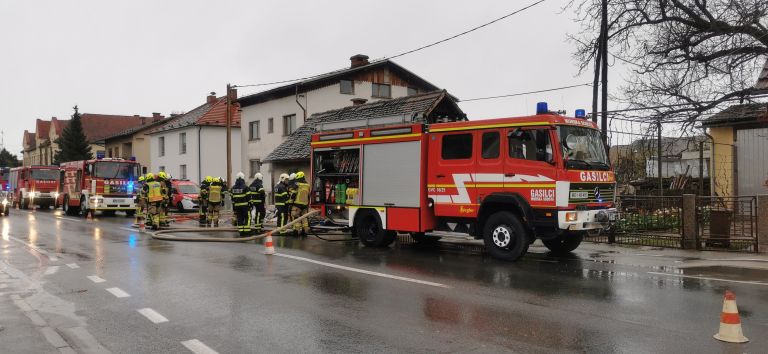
[7,166,61,210]
[310,104,616,261]
[59,157,140,216]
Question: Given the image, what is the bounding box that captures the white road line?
[48,256,59,262]
[105,287,130,298]
[274,253,451,288]
[119,227,138,232]
[87,275,106,283]
[137,308,169,324]
[66,263,80,269]
[181,339,219,354]
[44,266,60,275]
[647,272,768,286]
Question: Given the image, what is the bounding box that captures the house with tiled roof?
[22,112,161,167]
[702,103,768,197]
[237,54,448,196]
[147,93,241,183]
[260,90,464,199]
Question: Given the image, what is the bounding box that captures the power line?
[459,83,592,102]
[234,1,546,89]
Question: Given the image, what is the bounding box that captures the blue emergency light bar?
[536,102,548,114]
[575,109,586,118]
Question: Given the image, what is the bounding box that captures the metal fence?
[586,195,683,248]
[696,196,758,252]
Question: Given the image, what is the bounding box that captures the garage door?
[736,127,768,196]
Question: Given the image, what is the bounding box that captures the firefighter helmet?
[254,173,263,180]
[279,173,289,182]
[236,172,245,180]
[145,173,155,181]
[295,171,305,180]
[205,176,212,183]
[138,175,145,182]
[288,173,296,181]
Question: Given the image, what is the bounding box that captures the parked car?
[169,179,199,212]
[0,190,10,216]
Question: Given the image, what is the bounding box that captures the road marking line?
[87,275,106,283]
[7,236,54,261]
[647,272,768,286]
[274,253,451,288]
[48,256,59,262]
[66,263,79,269]
[181,339,219,354]
[119,227,138,232]
[105,287,130,298]
[44,266,60,275]
[40,326,68,348]
[137,308,169,324]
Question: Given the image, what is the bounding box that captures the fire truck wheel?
[410,232,441,244]
[20,198,29,210]
[483,212,529,261]
[542,232,584,254]
[356,211,396,247]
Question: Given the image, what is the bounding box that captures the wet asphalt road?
[1,208,767,354]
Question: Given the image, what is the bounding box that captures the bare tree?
[568,0,768,123]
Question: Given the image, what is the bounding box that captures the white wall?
[240,80,412,196]
[150,126,198,182]
[200,127,242,184]
[150,126,241,184]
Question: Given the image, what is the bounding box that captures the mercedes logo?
[594,187,601,200]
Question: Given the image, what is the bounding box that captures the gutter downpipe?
[197,125,202,183]
[703,128,715,197]
[295,85,307,123]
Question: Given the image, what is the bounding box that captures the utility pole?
[600,0,609,148]
[591,33,602,123]
[657,120,663,196]
[225,83,233,186]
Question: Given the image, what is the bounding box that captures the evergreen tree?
[54,105,92,164]
[0,148,20,167]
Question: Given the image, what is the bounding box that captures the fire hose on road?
[150,209,322,242]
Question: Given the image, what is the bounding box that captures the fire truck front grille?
[569,183,614,204]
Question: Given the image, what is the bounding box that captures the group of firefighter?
[133,170,310,237]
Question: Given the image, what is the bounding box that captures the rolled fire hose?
[151,209,320,242]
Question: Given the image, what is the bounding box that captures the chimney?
[140,117,147,125]
[351,98,368,106]
[152,112,164,122]
[350,54,369,68]
[227,88,237,101]
[207,92,217,104]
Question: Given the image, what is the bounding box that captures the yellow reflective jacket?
[146,181,164,202]
[208,184,222,203]
[294,182,310,206]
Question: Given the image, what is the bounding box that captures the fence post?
[758,195,768,253]
[682,194,697,249]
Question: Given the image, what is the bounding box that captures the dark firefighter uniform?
[248,178,266,233]
[230,176,250,236]
[274,178,290,235]
[291,172,311,235]
[198,177,211,226]
[207,178,225,227]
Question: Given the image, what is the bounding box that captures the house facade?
[148,93,241,183]
[237,54,444,197]
[22,114,158,166]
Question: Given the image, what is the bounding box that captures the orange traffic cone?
[86,210,93,220]
[714,290,749,343]
[263,232,275,255]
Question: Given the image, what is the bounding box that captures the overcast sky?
[0,0,628,158]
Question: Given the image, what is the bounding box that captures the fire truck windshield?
[30,169,59,180]
[94,162,136,179]
[557,125,609,170]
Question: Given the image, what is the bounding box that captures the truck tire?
[356,211,395,247]
[542,232,584,254]
[410,232,441,245]
[20,198,29,210]
[483,211,529,261]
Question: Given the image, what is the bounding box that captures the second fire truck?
[311,104,616,261]
[59,157,140,216]
[7,166,61,210]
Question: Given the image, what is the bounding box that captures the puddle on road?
[680,266,768,282]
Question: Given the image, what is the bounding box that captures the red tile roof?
[197,97,241,126]
[79,114,155,142]
[51,117,69,135]
[36,119,51,139]
[23,131,36,147]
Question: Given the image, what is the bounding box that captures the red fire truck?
[8,166,61,210]
[59,158,140,216]
[310,105,616,261]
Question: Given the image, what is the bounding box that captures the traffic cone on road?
[714,290,749,343]
[263,232,275,255]
[86,210,93,220]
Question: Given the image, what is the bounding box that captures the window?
[180,164,187,179]
[407,87,418,96]
[508,128,552,162]
[340,80,354,94]
[283,114,296,136]
[481,132,500,159]
[159,136,165,157]
[441,134,473,160]
[179,132,187,154]
[159,166,165,172]
[268,118,274,133]
[249,121,260,141]
[372,83,391,98]
[249,159,261,177]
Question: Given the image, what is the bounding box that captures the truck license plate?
[570,191,589,199]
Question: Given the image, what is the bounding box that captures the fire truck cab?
[59,158,140,216]
[310,105,616,261]
[8,166,61,210]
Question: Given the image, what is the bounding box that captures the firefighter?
[143,173,166,229]
[248,173,266,234]
[230,172,250,237]
[135,175,147,226]
[273,173,290,235]
[198,176,211,226]
[286,173,297,231]
[157,172,170,226]
[291,171,311,235]
[207,176,224,227]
